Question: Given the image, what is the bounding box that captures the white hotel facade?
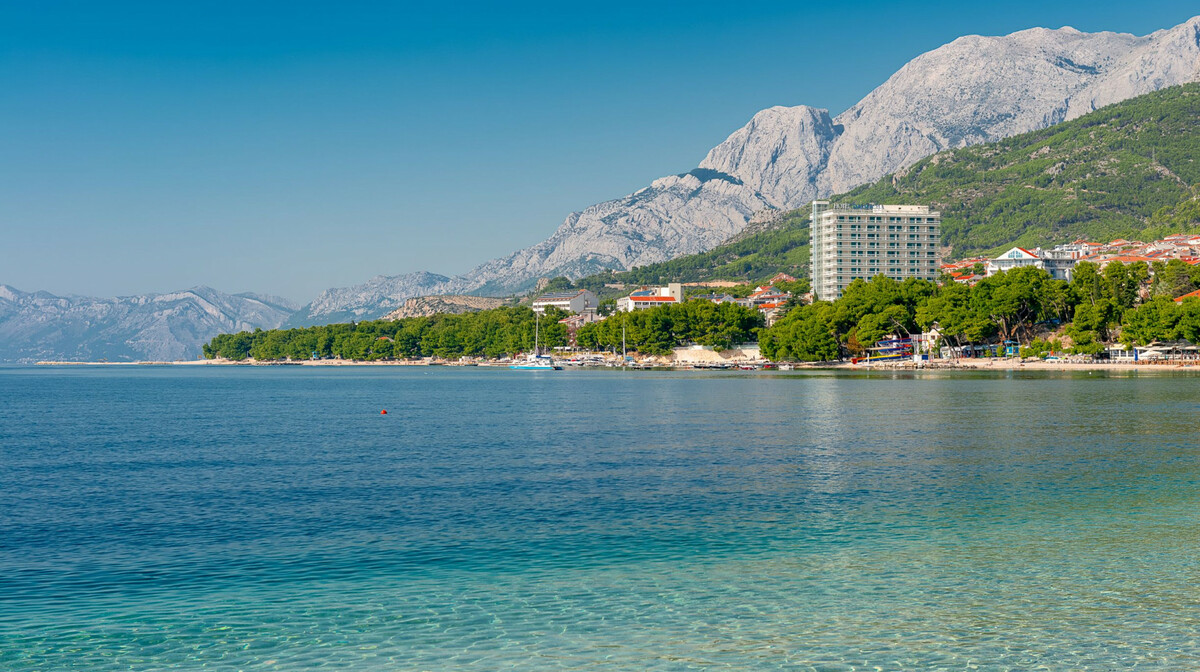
[810,200,942,300]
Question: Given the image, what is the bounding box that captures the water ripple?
[1,367,1199,669]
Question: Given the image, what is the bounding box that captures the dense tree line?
[207,259,1200,362]
[574,301,764,355]
[203,307,570,361]
[1121,296,1200,346]
[760,261,1176,361]
[842,84,1200,258]
[203,301,765,360]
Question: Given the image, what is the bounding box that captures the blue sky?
[2,1,1197,302]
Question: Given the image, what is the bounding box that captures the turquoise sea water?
[2,366,1200,670]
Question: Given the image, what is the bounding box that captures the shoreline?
[31,357,1200,373]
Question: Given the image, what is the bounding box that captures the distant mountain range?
[5,15,1200,361]
[0,285,295,363]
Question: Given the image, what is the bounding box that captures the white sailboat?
[510,313,562,370]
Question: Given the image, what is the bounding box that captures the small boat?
[510,354,562,370]
[510,316,562,370]
[855,337,916,364]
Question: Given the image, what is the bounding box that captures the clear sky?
[2,1,1197,303]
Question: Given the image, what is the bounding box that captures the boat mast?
[622,315,627,361]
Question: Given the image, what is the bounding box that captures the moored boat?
[510,315,562,370]
[510,354,562,370]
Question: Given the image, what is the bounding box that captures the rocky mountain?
[844,83,1200,256]
[459,169,772,296]
[0,285,295,363]
[382,295,509,320]
[294,16,1200,321]
[456,15,1200,294]
[555,84,1200,292]
[283,271,451,327]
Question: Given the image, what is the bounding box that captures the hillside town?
[513,230,1200,369]
[941,234,1200,284]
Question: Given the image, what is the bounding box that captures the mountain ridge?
[550,83,1200,294]
[291,15,1200,324]
[0,284,295,363]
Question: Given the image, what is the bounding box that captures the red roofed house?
[1103,255,1157,267]
[746,285,791,307]
[616,284,684,312]
[986,247,1043,276]
[558,313,590,345]
[1174,289,1200,303]
[757,302,789,326]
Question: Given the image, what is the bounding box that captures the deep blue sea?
[3,365,1200,670]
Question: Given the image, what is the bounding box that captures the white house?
[616,284,684,312]
[986,246,1078,281]
[692,293,737,304]
[532,289,598,315]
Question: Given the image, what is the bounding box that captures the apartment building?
[810,200,942,300]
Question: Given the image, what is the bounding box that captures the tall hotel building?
[810,200,942,300]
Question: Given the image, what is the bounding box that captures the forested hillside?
[841,83,1200,257]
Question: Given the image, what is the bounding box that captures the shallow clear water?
[2,366,1200,670]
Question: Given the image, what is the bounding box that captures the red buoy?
[380,409,388,415]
